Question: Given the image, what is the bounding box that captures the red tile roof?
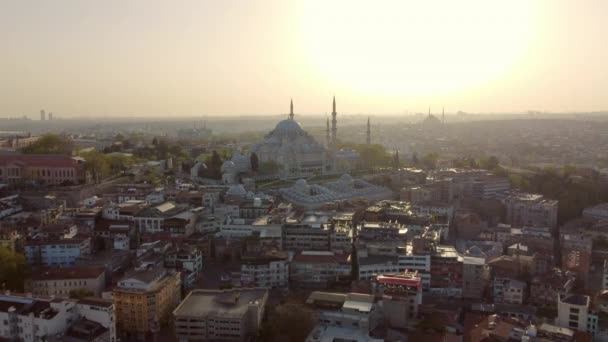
[0,154,82,168]
[32,266,105,281]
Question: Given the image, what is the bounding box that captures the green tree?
[21,134,74,155]
[106,153,133,174]
[479,156,500,170]
[250,152,259,172]
[421,152,439,170]
[79,150,110,182]
[69,288,94,299]
[258,304,314,342]
[0,248,29,292]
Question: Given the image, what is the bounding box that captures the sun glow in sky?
[0,0,607,117]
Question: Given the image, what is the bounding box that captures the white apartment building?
[240,251,289,288]
[358,255,401,280]
[583,203,608,221]
[493,277,526,304]
[218,217,255,239]
[24,237,91,267]
[0,293,115,342]
[503,193,558,229]
[556,294,597,335]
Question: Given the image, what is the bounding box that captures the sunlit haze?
[1,0,607,117]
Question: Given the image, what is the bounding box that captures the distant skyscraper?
[331,96,337,150]
[48,112,53,120]
[40,109,46,121]
[366,117,371,145]
[326,117,331,147]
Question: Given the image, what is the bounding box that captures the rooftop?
[560,294,589,306]
[173,289,267,318]
[32,266,105,281]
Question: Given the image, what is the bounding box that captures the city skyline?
[1,0,608,117]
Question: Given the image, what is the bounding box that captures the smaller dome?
[221,160,236,172]
[295,179,308,187]
[226,184,247,196]
[339,174,353,182]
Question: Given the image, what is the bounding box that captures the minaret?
[331,96,337,149]
[366,117,371,145]
[289,99,294,120]
[442,106,445,124]
[428,106,431,117]
[326,117,331,147]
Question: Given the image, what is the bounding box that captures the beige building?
[173,289,268,342]
[28,266,106,298]
[113,267,181,338]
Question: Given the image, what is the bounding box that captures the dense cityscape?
[2,1,608,341]
[2,100,608,342]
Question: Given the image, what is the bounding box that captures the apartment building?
[556,294,597,335]
[173,289,268,342]
[113,267,181,338]
[24,237,91,267]
[28,266,106,298]
[503,192,558,229]
[0,293,115,342]
[375,271,422,328]
[290,251,350,288]
[240,249,289,288]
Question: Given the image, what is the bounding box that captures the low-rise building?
[240,249,289,288]
[173,288,268,342]
[493,277,526,304]
[283,224,331,251]
[358,255,401,280]
[290,251,350,288]
[24,237,91,267]
[0,154,88,185]
[305,292,382,340]
[28,266,106,298]
[133,202,192,234]
[0,293,115,342]
[583,203,608,221]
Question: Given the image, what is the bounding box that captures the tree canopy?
[338,142,392,169]
[21,134,74,155]
[0,248,29,292]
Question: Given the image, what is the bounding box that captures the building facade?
[173,289,268,342]
[0,154,87,185]
[28,266,106,298]
[113,267,181,338]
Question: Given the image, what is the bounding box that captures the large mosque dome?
[250,99,332,179]
[273,119,305,136]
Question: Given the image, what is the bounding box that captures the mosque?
[250,97,342,179]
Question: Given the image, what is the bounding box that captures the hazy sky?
[1,0,607,117]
